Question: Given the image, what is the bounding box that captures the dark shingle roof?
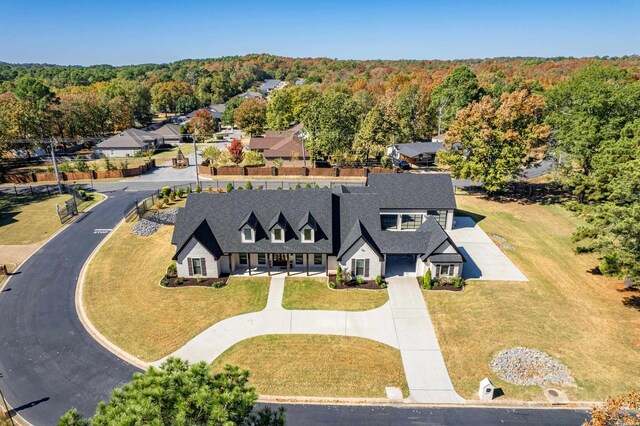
[268,211,289,231]
[238,211,259,230]
[173,219,222,260]
[96,129,156,149]
[428,253,464,263]
[298,212,317,231]
[336,220,383,260]
[173,190,333,255]
[366,173,457,210]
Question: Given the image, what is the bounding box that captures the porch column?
[306,254,309,276]
[247,253,251,276]
[325,255,329,275]
[228,255,232,273]
[287,254,290,276]
[267,254,271,276]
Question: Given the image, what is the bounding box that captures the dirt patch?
[328,274,385,290]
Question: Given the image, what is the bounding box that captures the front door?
[272,254,288,267]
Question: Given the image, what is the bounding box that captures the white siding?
[99,148,144,158]
[339,238,383,279]
[176,237,220,278]
[446,209,454,230]
[434,240,457,254]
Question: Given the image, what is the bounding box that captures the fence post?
[14,185,17,196]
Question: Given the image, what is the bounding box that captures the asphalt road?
[0,189,148,425]
[259,403,590,425]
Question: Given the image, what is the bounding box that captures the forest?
[0,54,639,286]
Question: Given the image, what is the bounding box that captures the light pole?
[50,139,62,194]
[192,131,200,188]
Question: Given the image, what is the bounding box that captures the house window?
[110,149,115,156]
[436,264,455,277]
[239,253,248,265]
[302,228,313,242]
[295,254,304,265]
[381,214,398,231]
[401,214,424,230]
[355,259,365,276]
[242,228,253,242]
[258,253,266,265]
[427,210,447,227]
[272,227,284,242]
[314,254,322,265]
[191,258,202,275]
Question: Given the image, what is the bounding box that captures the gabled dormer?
[238,211,258,243]
[298,211,317,243]
[268,211,288,243]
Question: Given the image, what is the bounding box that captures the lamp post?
[192,132,200,188]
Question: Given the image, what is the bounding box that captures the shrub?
[295,183,302,189]
[118,159,129,170]
[336,264,343,285]
[163,195,170,205]
[207,185,213,192]
[379,281,387,289]
[58,162,74,173]
[245,181,253,190]
[356,276,365,285]
[195,276,201,284]
[160,278,168,287]
[422,269,432,289]
[226,182,234,193]
[273,158,284,168]
[314,184,319,188]
[104,158,117,171]
[341,268,352,284]
[78,189,87,199]
[195,185,202,193]
[452,276,464,289]
[177,189,185,198]
[75,155,89,172]
[185,186,191,194]
[175,277,184,285]
[380,156,392,169]
[305,183,311,188]
[212,280,226,288]
[155,198,165,209]
[328,280,336,289]
[276,186,282,190]
[375,275,383,285]
[236,186,243,190]
[161,186,172,196]
[169,191,176,202]
[167,262,177,277]
[241,150,265,167]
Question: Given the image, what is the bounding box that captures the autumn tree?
[58,358,285,425]
[585,389,640,426]
[234,98,267,135]
[188,109,216,141]
[438,89,550,192]
[14,76,58,138]
[221,96,245,127]
[429,66,482,134]
[395,84,430,142]
[227,138,244,163]
[353,105,394,163]
[151,81,193,115]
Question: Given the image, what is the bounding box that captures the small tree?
[305,183,311,188]
[336,264,343,285]
[195,184,202,193]
[295,183,302,189]
[422,269,432,290]
[104,158,116,171]
[163,195,170,205]
[273,157,284,169]
[227,138,244,164]
[245,181,253,190]
[226,182,234,193]
[74,155,88,172]
[169,191,176,202]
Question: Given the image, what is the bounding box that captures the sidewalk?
[156,276,462,404]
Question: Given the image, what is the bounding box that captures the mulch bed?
[163,274,229,288]
[328,274,385,290]
[429,284,464,292]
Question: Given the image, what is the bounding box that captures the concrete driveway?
[447,216,527,281]
[128,152,204,183]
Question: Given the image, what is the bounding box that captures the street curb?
[75,216,151,371]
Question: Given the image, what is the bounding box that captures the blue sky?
[0,0,638,65]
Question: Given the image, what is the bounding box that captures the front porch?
[229,252,329,277]
[232,265,326,277]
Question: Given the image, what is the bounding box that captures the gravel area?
[490,347,575,387]
[131,208,178,237]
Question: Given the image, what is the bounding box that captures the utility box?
[478,377,495,400]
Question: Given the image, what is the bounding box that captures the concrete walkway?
[156,276,462,404]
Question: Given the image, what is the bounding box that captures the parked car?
[393,158,411,170]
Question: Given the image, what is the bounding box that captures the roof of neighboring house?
[432,134,447,142]
[248,135,303,159]
[149,123,181,139]
[210,104,226,114]
[392,141,444,158]
[173,174,460,261]
[237,91,264,99]
[366,173,457,210]
[96,129,156,149]
[259,79,284,93]
[263,123,304,138]
[172,189,334,255]
[185,107,223,120]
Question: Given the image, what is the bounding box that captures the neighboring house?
[209,104,226,120]
[237,91,264,100]
[171,174,463,280]
[249,123,305,159]
[388,141,444,166]
[95,129,157,158]
[259,79,287,94]
[149,123,181,145]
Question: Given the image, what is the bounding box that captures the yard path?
[156,276,463,404]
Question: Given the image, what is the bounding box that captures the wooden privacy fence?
[0,160,156,184]
[197,166,395,177]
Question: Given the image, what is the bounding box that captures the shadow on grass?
[622,295,640,312]
[468,182,573,206]
[454,209,486,223]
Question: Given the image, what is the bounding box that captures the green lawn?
[210,335,408,398]
[82,220,270,361]
[283,277,388,311]
[424,195,640,401]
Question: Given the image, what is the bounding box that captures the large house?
[95,129,157,158]
[171,174,463,280]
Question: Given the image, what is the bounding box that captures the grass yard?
[82,220,270,362]
[425,195,640,401]
[210,335,408,398]
[282,277,388,311]
[0,192,102,245]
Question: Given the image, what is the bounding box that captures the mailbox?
[478,377,495,400]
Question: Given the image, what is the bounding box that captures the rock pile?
[490,347,575,387]
[131,208,178,237]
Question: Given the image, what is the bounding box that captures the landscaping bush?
[175,277,184,285]
[212,280,226,288]
[236,186,243,190]
[295,183,302,189]
[336,264,343,285]
[226,182,234,193]
[169,191,176,202]
[104,158,117,171]
[78,189,87,199]
[273,158,284,168]
[160,278,168,287]
[245,181,253,190]
[163,195,170,205]
[452,276,465,289]
[155,198,165,209]
[356,277,365,285]
[380,156,392,169]
[375,275,383,285]
[328,280,336,289]
[195,277,201,284]
[177,189,185,198]
[341,268,352,285]
[167,262,177,278]
[305,183,311,188]
[185,186,191,194]
[161,186,172,197]
[195,185,202,193]
[276,186,282,190]
[422,269,433,290]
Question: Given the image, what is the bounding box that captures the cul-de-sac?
[1,3,639,425]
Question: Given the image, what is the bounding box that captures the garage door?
[385,254,417,277]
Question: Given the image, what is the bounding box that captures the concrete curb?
[75,216,151,371]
